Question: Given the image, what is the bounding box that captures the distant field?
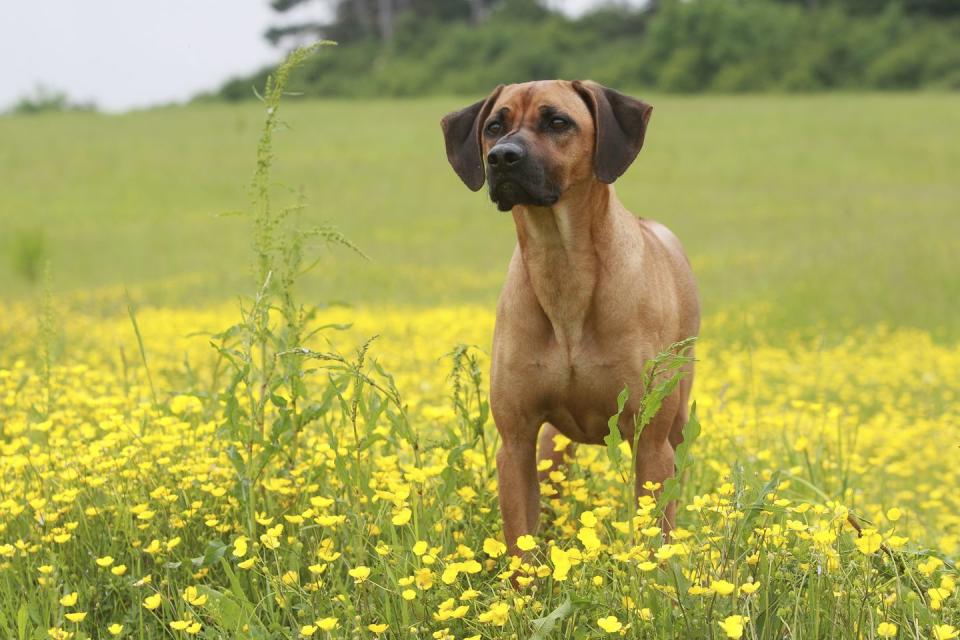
[1,94,958,339]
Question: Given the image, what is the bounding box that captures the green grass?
[1,93,958,339]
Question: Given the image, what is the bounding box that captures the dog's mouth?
[489,179,559,212]
[491,181,530,211]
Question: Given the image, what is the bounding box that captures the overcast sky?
[0,0,638,113]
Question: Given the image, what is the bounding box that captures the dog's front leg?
[496,432,540,555]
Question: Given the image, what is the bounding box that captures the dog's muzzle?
[486,140,559,212]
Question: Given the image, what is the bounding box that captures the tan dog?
[441,80,699,556]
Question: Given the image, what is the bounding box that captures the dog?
[441,80,699,556]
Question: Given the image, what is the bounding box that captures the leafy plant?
[208,41,358,536]
[446,344,493,474]
[604,336,697,517]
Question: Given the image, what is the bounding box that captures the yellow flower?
[169,394,202,414]
[597,616,623,633]
[143,594,162,610]
[933,626,958,640]
[919,557,944,577]
[182,586,208,606]
[478,601,511,626]
[719,615,749,639]
[516,535,536,551]
[710,579,736,596]
[348,566,371,583]
[107,623,123,636]
[111,564,128,576]
[95,556,114,567]
[368,624,389,633]
[402,589,417,600]
[886,508,902,522]
[639,608,653,622]
[943,575,957,592]
[740,582,761,595]
[483,538,506,558]
[877,622,897,638]
[887,535,909,548]
[551,545,571,581]
[854,529,882,555]
[929,586,951,608]
[441,563,461,584]
[170,620,192,631]
[433,597,469,621]
[238,557,256,569]
[59,592,78,607]
[232,536,248,558]
[391,507,412,526]
[260,524,283,550]
[299,625,317,637]
[580,511,598,527]
[316,618,338,631]
[577,527,601,551]
[65,612,86,623]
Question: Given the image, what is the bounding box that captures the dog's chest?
[496,329,652,444]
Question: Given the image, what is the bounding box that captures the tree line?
[212,0,960,98]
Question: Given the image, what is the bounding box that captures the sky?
[0,0,640,113]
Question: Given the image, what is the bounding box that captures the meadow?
[0,64,958,639]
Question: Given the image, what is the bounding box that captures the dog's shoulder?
[636,217,688,263]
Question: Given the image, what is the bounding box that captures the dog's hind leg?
[631,388,684,536]
[537,422,577,485]
[633,434,678,535]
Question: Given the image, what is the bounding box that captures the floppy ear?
[572,80,653,184]
[440,85,504,191]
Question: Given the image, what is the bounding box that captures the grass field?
[2,93,958,336]
[0,87,958,639]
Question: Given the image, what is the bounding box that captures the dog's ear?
[573,80,652,184]
[440,85,504,191]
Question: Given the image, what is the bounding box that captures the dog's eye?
[486,121,502,135]
[548,117,570,131]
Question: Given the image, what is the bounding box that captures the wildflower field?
[1,54,959,639]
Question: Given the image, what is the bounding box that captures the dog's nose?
[487,142,525,168]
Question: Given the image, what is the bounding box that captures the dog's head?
[441,80,652,211]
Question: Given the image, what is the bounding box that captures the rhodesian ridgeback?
[441,80,700,556]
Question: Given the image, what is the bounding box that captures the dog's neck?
[512,179,623,349]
